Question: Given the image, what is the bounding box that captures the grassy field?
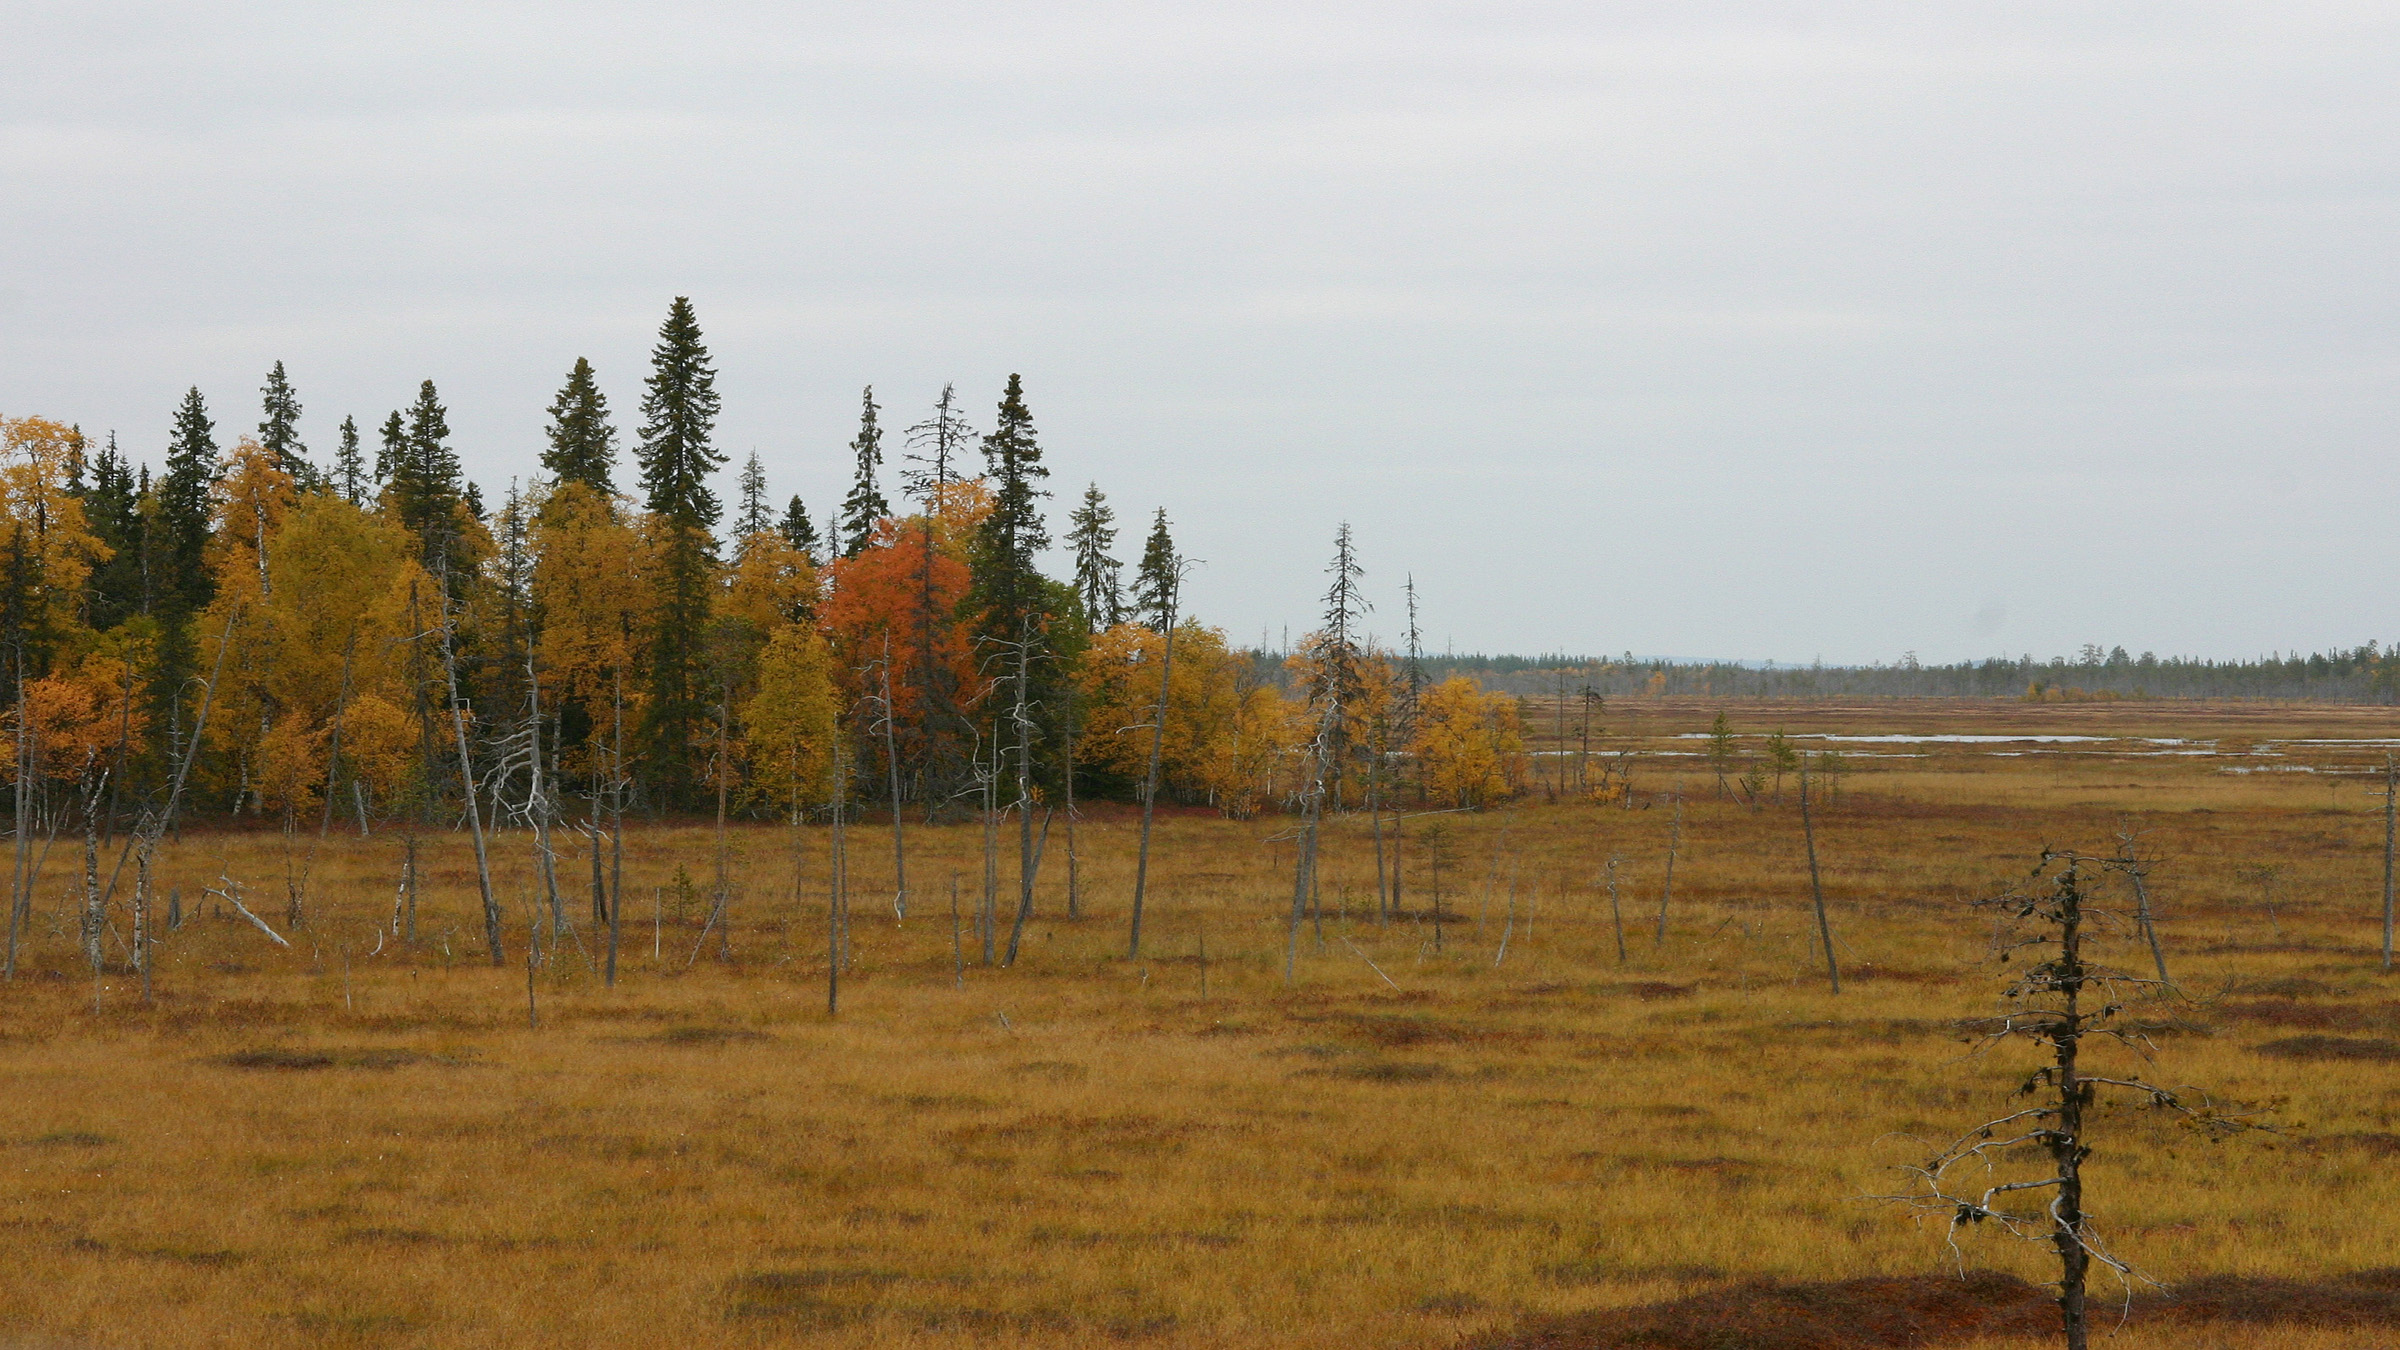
[5,697,2400,1348]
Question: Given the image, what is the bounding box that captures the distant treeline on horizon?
[1286,644,2400,703]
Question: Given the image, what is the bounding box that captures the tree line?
[0,297,1535,863]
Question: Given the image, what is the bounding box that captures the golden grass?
[4,698,2399,1347]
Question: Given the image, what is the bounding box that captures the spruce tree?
[779,495,821,560]
[1066,483,1121,631]
[375,410,405,486]
[389,380,466,572]
[258,361,313,485]
[333,415,367,505]
[737,451,772,538]
[970,373,1051,642]
[157,387,219,617]
[838,386,888,557]
[542,357,617,493]
[633,296,726,800]
[636,298,724,527]
[82,432,143,630]
[1131,508,1177,632]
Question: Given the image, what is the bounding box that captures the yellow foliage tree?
[533,482,651,781]
[1414,676,1526,808]
[721,530,820,635]
[202,477,433,816]
[742,621,839,814]
[0,415,107,638]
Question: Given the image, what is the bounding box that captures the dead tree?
[1880,849,2271,1350]
[1653,783,1684,946]
[434,586,502,964]
[1800,767,1838,994]
[2383,754,2395,974]
[876,635,908,920]
[2112,828,2169,986]
[1601,856,1627,964]
[1129,562,1187,959]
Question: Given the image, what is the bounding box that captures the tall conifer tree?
[1131,508,1177,632]
[82,433,143,630]
[737,452,772,538]
[1066,483,1121,631]
[258,361,313,486]
[542,357,617,493]
[375,410,405,486]
[333,415,367,504]
[838,387,888,557]
[389,380,466,576]
[970,374,1050,643]
[158,387,219,617]
[633,296,725,799]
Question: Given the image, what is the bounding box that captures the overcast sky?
[6,3,2397,664]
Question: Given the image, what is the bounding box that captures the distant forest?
[1388,645,2400,703]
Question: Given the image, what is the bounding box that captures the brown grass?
[4,698,2400,1347]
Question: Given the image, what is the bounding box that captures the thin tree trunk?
[829,740,847,1013]
[1605,857,1626,964]
[438,595,502,965]
[1005,640,1038,967]
[880,634,907,920]
[2385,754,2395,975]
[1063,727,1079,920]
[1129,600,1179,959]
[1800,770,1838,995]
[7,658,34,981]
[1654,787,1683,946]
[981,737,997,966]
[1370,754,1387,923]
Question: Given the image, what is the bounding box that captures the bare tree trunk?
[296,627,360,928]
[2116,829,2170,986]
[1370,754,1387,923]
[1654,786,1683,947]
[829,740,847,1013]
[981,737,997,966]
[880,635,907,920]
[1129,598,1179,959]
[1063,727,1079,920]
[2385,754,2395,975]
[711,690,732,960]
[529,643,564,962]
[7,657,34,981]
[1005,640,1039,967]
[1604,856,1626,964]
[1800,769,1838,995]
[437,595,502,965]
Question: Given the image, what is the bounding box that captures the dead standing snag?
[1879,849,2272,1350]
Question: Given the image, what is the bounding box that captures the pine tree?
[838,386,888,557]
[1130,508,1178,632]
[542,357,617,493]
[737,451,772,538]
[970,373,1051,643]
[333,415,367,505]
[157,387,219,618]
[633,296,726,800]
[779,495,821,560]
[1066,483,1122,632]
[258,361,313,486]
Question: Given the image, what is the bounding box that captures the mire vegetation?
[3,700,2400,1348]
